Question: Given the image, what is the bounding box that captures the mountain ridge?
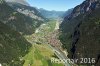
[5,0,29,6]
[38,8,65,19]
[65,0,100,20]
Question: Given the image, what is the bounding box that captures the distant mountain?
[60,0,100,66]
[0,0,44,35]
[62,8,73,18]
[38,8,65,19]
[5,0,29,6]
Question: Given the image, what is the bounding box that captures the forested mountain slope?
[0,0,44,35]
[0,18,31,66]
[0,0,45,65]
[60,0,100,66]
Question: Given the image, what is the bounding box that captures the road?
[48,44,72,66]
[55,20,60,30]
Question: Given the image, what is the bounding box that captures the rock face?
[66,0,100,20]
[0,0,44,35]
[60,0,100,66]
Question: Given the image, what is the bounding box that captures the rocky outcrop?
[65,0,100,20]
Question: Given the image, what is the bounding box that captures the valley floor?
[23,20,64,66]
[23,19,76,66]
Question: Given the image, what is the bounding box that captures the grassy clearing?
[23,44,51,66]
[23,44,63,66]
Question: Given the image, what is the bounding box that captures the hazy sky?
[27,0,84,11]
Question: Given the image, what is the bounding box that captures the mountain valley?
[0,0,100,66]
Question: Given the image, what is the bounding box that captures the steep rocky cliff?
[60,0,100,66]
[65,0,100,20]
